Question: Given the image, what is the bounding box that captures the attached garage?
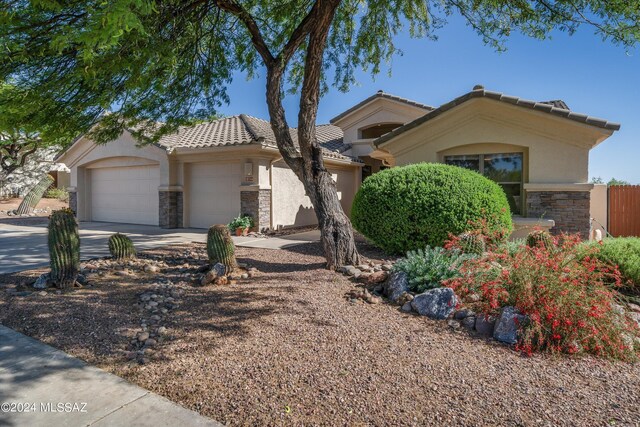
[186,162,242,228]
[89,165,160,225]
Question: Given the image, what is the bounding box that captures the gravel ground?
[1,242,639,426]
[0,197,68,226]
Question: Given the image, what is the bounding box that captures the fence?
[608,185,640,237]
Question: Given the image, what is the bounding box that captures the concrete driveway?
[0,221,320,274]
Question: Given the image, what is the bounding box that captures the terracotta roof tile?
[157,115,357,162]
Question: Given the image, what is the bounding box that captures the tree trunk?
[302,166,360,270]
[262,0,360,269]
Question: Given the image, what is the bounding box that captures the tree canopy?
[1,0,639,141]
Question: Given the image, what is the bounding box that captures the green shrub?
[351,163,513,254]
[393,246,473,293]
[45,187,69,201]
[587,237,640,291]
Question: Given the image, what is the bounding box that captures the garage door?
[90,165,159,225]
[187,162,241,228]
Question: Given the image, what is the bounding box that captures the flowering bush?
[445,234,639,360]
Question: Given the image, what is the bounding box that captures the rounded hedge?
[351,163,513,254]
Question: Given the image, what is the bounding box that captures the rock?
[32,273,50,289]
[137,332,150,342]
[628,311,640,328]
[475,315,496,336]
[214,276,228,286]
[200,270,217,286]
[367,296,382,304]
[144,338,157,347]
[157,326,167,335]
[464,293,481,303]
[366,270,388,285]
[462,316,476,329]
[397,292,414,305]
[410,287,458,320]
[454,309,475,320]
[211,263,228,277]
[383,271,409,304]
[493,306,527,344]
[381,264,393,271]
[448,320,461,329]
[38,291,47,296]
[144,264,159,273]
[241,273,249,279]
[342,265,360,276]
[76,273,88,286]
[401,301,413,312]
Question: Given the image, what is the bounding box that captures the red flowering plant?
[445,232,639,360]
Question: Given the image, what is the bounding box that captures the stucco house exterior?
[58,85,618,238]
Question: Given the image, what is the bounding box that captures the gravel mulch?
[1,242,639,426]
[0,197,68,226]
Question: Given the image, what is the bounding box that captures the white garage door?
[90,165,159,225]
[187,162,241,228]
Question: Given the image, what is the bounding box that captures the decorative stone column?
[240,186,271,231]
[524,184,592,239]
[159,186,183,229]
[67,187,78,216]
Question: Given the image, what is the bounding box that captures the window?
[444,153,523,215]
[359,123,403,139]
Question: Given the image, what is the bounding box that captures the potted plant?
[228,215,254,236]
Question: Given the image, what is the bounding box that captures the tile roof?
[329,90,434,124]
[375,88,620,147]
[157,115,357,162]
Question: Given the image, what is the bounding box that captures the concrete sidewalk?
[0,325,222,427]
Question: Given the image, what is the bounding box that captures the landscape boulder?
[493,306,527,344]
[475,315,497,336]
[410,287,458,319]
[32,273,51,289]
[383,271,409,304]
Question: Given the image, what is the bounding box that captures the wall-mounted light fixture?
[244,162,254,182]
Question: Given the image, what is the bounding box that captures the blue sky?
[218,15,640,184]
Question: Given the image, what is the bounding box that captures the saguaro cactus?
[108,233,136,259]
[207,224,238,273]
[16,174,54,215]
[526,230,555,250]
[48,208,80,289]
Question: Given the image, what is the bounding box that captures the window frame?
[444,152,524,216]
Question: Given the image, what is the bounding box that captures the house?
[58,85,618,238]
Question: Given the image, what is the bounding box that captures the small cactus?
[16,174,54,215]
[108,233,136,259]
[48,208,80,289]
[207,224,238,273]
[457,232,486,255]
[526,230,555,250]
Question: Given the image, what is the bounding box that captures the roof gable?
[375,88,620,147]
[330,90,434,124]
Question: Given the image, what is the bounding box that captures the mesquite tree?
[1,1,638,268]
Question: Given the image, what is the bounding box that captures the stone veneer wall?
[526,191,590,238]
[241,189,271,231]
[69,191,78,216]
[159,191,183,229]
